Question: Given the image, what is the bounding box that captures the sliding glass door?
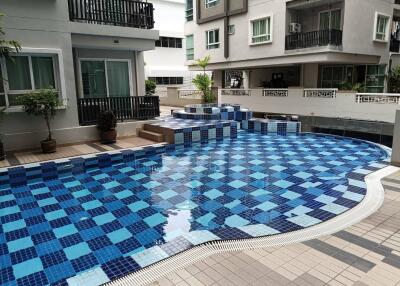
[80,60,131,98]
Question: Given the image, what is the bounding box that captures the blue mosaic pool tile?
[0,132,390,286]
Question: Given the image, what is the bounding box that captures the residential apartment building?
[144,0,200,93]
[184,0,397,93]
[0,0,159,150]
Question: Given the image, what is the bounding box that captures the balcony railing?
[68,0,154,29]
[77,96,160,126]
[391,39,400,53]
[285,29,342,50]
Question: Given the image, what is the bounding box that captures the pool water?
[0,132,388,286]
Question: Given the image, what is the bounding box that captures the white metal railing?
[303,88,337,98]
[262,89,289,97]
[178,89,203,99]
[220,89,251,96]
[356,93,400,104]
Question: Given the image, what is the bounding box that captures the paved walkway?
[0,136,155,168]
[0,106,177,168]
[151,173,400,286]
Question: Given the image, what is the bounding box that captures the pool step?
[138,129,165,143]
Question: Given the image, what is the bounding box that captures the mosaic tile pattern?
[0,132,389,286]
[242,119,301,134]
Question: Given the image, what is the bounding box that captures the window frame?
[147,77,184,86]
[155,36,183,48]
[373,12,391,42]
[78,58,133,99]
[206,29,220,50]
[205,0,220,9]
[249,15,273,46]
[318,9,342,31]
[186,0,193,21]
[0,51,62,109]
[186,34,195,60]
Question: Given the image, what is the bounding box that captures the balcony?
[285,29,342,50]
[68,0,154,29]
[391,39,400,53]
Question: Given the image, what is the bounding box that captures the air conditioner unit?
[289,23,302,33]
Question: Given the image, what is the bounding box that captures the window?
[80,60,131,98]
[374,13,390,41]
[155,37,182,48]
[228,25,235,35]
[320,65,354,88]
[205,0,220,8]
[319,9,341,31]
[250,16,272,44]
[186,35,194,60]
[206,29,220,49]
[148,77,183,85]
[186,0,193,21]
[366,65,386,93]
[0,54,58,106]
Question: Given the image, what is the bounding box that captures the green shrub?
[97,110,117,132]
[18,89,60,141]
[388,66,400,93]
[192,56,215,103]
[145,80,156,96]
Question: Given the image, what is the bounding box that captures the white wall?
[144,0,200,89]
[220,88,400,123]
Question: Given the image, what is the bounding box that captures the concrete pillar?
[135,51,146,96]
[243,70,250,89]
[391,110,400,166]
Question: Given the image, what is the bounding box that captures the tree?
[388,65,400,93]
[18,89,60,142]
[192,56,215,103]
[0,13,21,59]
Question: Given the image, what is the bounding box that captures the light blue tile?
[225,215,249,227]
[44,209,68,221]
[93,213,116,225]
[288,214,321,227]
[67,267,110,286]
[144,213,167,227]
[54,224,79,238]
[321,203,348,214]
[107,228,132,243]
[64,242,91,260]
[3,219,26,232]
[255,201,277,211]
[128,201,149,212]
[13,258,43,279]
[7,236,34,252]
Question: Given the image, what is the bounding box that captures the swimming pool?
[0,132,389,286]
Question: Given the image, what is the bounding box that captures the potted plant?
[97,110,117,144]
[18,89,60,153]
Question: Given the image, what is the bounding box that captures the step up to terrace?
[138,129,165,143]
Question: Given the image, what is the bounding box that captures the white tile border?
[104,165,399,286]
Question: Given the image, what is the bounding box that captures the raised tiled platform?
[143,117,239,145]
[242,118,301,134]
[173,104,253,123]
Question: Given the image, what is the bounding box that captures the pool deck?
[0,136,156,168]
[150,172,400,286]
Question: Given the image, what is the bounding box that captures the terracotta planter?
[99,129,117,144]
[0,141,5,161]
[41,139,57,154]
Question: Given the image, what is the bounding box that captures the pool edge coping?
[103,165,398,286]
